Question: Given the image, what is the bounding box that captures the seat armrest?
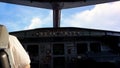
[0,50,10,68]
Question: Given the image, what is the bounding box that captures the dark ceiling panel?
[31,0,86,2]
[0,0,119,9]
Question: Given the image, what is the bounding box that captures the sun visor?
[0,25,9,49]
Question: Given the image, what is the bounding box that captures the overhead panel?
[0,0,119,9]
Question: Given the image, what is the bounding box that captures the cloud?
[25,17,42,29]
[62,1,120,31]
[24,10,53,30]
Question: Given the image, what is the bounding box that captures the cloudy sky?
[0,1,120,32]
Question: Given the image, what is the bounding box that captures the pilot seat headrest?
[0,25,9,49]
